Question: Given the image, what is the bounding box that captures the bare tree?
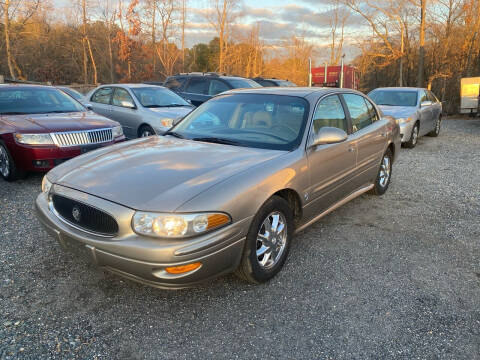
[329,0,348,65]
[80,0,98,84]
[417,0,426,87]
[98,0,117,83]
[205,0,240,73]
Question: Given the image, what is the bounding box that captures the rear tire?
[0,141,26,182]
[235,196,294,284]
[404,122,419,148]
[138,125,155,138]
[428,116,441,137]
[368,148,393,196]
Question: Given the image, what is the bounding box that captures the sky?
[56,0,366,63]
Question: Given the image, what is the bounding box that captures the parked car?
[85,84,194,138]
[163,73,261,106]
[0,85,125,181]
[368,87,442,148]
[57,86,87,106]
[252,77,297,87]
[36,87,400,289]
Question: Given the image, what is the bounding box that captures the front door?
[306,94,357,217]
[110,87,141,139]
[182,77,211,106]
[342,93,387,189]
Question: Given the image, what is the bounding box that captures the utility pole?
[417,0,426,87]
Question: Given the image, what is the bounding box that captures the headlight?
[397,116,413,125]
[41,176,52,194]
[132,212,231,238]
[112,126,123,138]
[15,133,54,145]
[160,118,174,128]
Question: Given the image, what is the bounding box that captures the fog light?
[165,262,202,274]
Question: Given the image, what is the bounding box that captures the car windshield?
[132,87,190,107]
[227,78,262,89]
[0,87,85,115]
[169,93,309,151]
[59,87,84,101]
[369,90,418,107]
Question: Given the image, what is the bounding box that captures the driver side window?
[312,95,347,134]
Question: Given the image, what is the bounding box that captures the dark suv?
[251,77,297,87]
[163,73,261,106]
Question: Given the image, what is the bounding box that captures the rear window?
[369,90,418,107]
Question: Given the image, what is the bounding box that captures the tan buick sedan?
[36,88,400,289]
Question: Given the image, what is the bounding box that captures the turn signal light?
[165,262,202,274]
[207,214,230,230]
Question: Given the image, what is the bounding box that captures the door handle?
[348,146,355,152]
[381,132,387,137]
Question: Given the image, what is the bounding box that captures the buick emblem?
[72,206,81,222]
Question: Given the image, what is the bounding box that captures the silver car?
[36,88,400,289]
[86,84,194,138]
[368,87,442,148]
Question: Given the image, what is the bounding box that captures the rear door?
[427,90,442,124]
[182,77,211,106]
[89,87,113,117]
[110,87,142,138]
[342,93,387,189]
[306,94,357,214]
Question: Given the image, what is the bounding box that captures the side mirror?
[121,100,136,109]
[311,126,348,147]
[421,100,432,107]
[84,103,93,110]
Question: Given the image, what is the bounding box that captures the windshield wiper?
[39,110,78,114]
[0,112,27,115]
[192,137,242,146]
[163,131,185,139]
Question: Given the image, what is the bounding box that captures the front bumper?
[399,121,415,143]
[35,185,247,289]
[8,137,125,172]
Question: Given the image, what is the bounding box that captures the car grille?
[51,128,113,147]
[51,194,119,236]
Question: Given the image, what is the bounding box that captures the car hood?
[147,106,193,119]
[49,136,285,212]
[0,111,118,133]
[378,105,417,119]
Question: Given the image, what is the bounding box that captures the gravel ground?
[1,118,479,359]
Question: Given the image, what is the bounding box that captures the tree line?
[1,0,479,113]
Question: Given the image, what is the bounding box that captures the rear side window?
[256,79,276,87]
[209,79,230,95]
[427,91,438,103]
[91,87,112,104]
[364,98,379,122]
[164,77,186,91]
[312,95,347,133]
[185,78,209,95]
[343,93,373,132]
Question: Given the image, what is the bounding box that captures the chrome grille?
[51,128,113,147]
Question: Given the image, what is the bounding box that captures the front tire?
[235,196,294,284]
[0,141,26,182]
[369,148,393,196]
[404,122,419,148]
[138,125,155,138]
[428,116,441,137]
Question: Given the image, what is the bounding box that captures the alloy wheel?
[411,125,419,145]
[378,154,391,188]
[0,146,10,178]
[141,130,153,137]
[256,211,288,269]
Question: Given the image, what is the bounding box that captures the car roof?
[371,87,424,92]
[223,87,365,98]
[99,83,161,89]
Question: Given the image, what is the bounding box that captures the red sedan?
[0,85,125,181]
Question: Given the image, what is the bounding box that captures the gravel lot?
[1,118,479,359]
